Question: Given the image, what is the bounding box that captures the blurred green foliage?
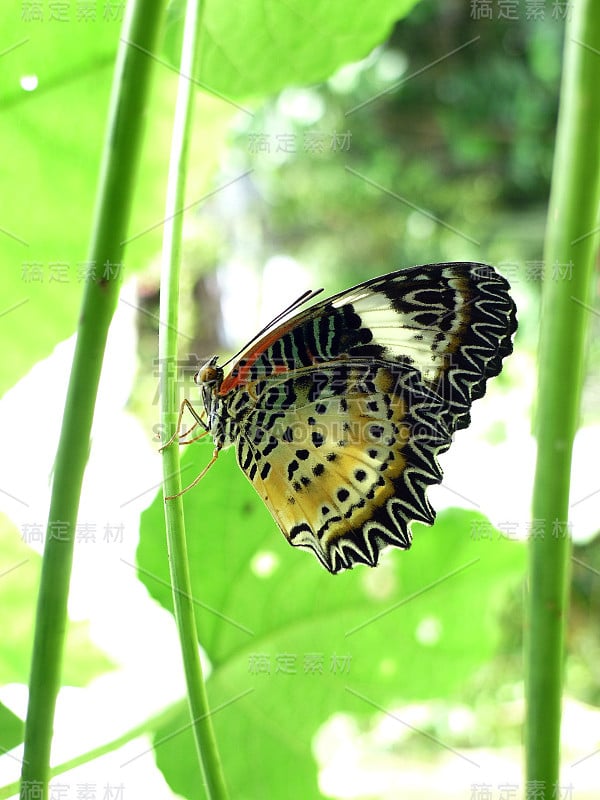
[0,0,421,394]
[138,445,526,799]
[140,1,563,391]
[5,1,599,798]
[217,0,562,292]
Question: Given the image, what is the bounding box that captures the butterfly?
[168,262,517,574]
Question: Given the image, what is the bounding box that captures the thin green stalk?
[3,700,187,800]
[158,1,228,798]
[527,1,600,793]
[20,2,166,798]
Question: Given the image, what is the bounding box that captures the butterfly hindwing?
[230,360,452,573]
[199,262,517,572]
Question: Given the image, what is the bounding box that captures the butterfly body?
[193,262,517,573]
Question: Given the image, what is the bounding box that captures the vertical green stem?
[527,1,600,793]
[158,1,228,798]
[20,2,165,797]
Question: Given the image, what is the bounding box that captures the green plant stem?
[19,3,165,798]
[2,700,187,800]
[158,1,228,798]
[527,2,600,792]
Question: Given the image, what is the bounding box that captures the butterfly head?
[195,355,222,385]
[195,356,224,414]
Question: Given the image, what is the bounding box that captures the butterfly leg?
[159,399,208,451]
[177,427,210,446]
[164,446,221,500]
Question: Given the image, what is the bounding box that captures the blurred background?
[1,1,600,798]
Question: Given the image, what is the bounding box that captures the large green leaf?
[165,0,420,99]
[1,13,118,394]
[0,515,113,686]
[138,444,525,799]
[0,12,228,394]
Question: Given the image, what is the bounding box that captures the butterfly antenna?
[221,287,324,369]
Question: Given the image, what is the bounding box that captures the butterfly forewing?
[199,262,517,572]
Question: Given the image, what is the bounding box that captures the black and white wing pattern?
[195,262,517,573]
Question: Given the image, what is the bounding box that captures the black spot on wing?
[312,431,325,448]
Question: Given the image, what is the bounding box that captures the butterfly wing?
[220,262,517,435]
[217,262,517,572]
[232,360,452,573]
